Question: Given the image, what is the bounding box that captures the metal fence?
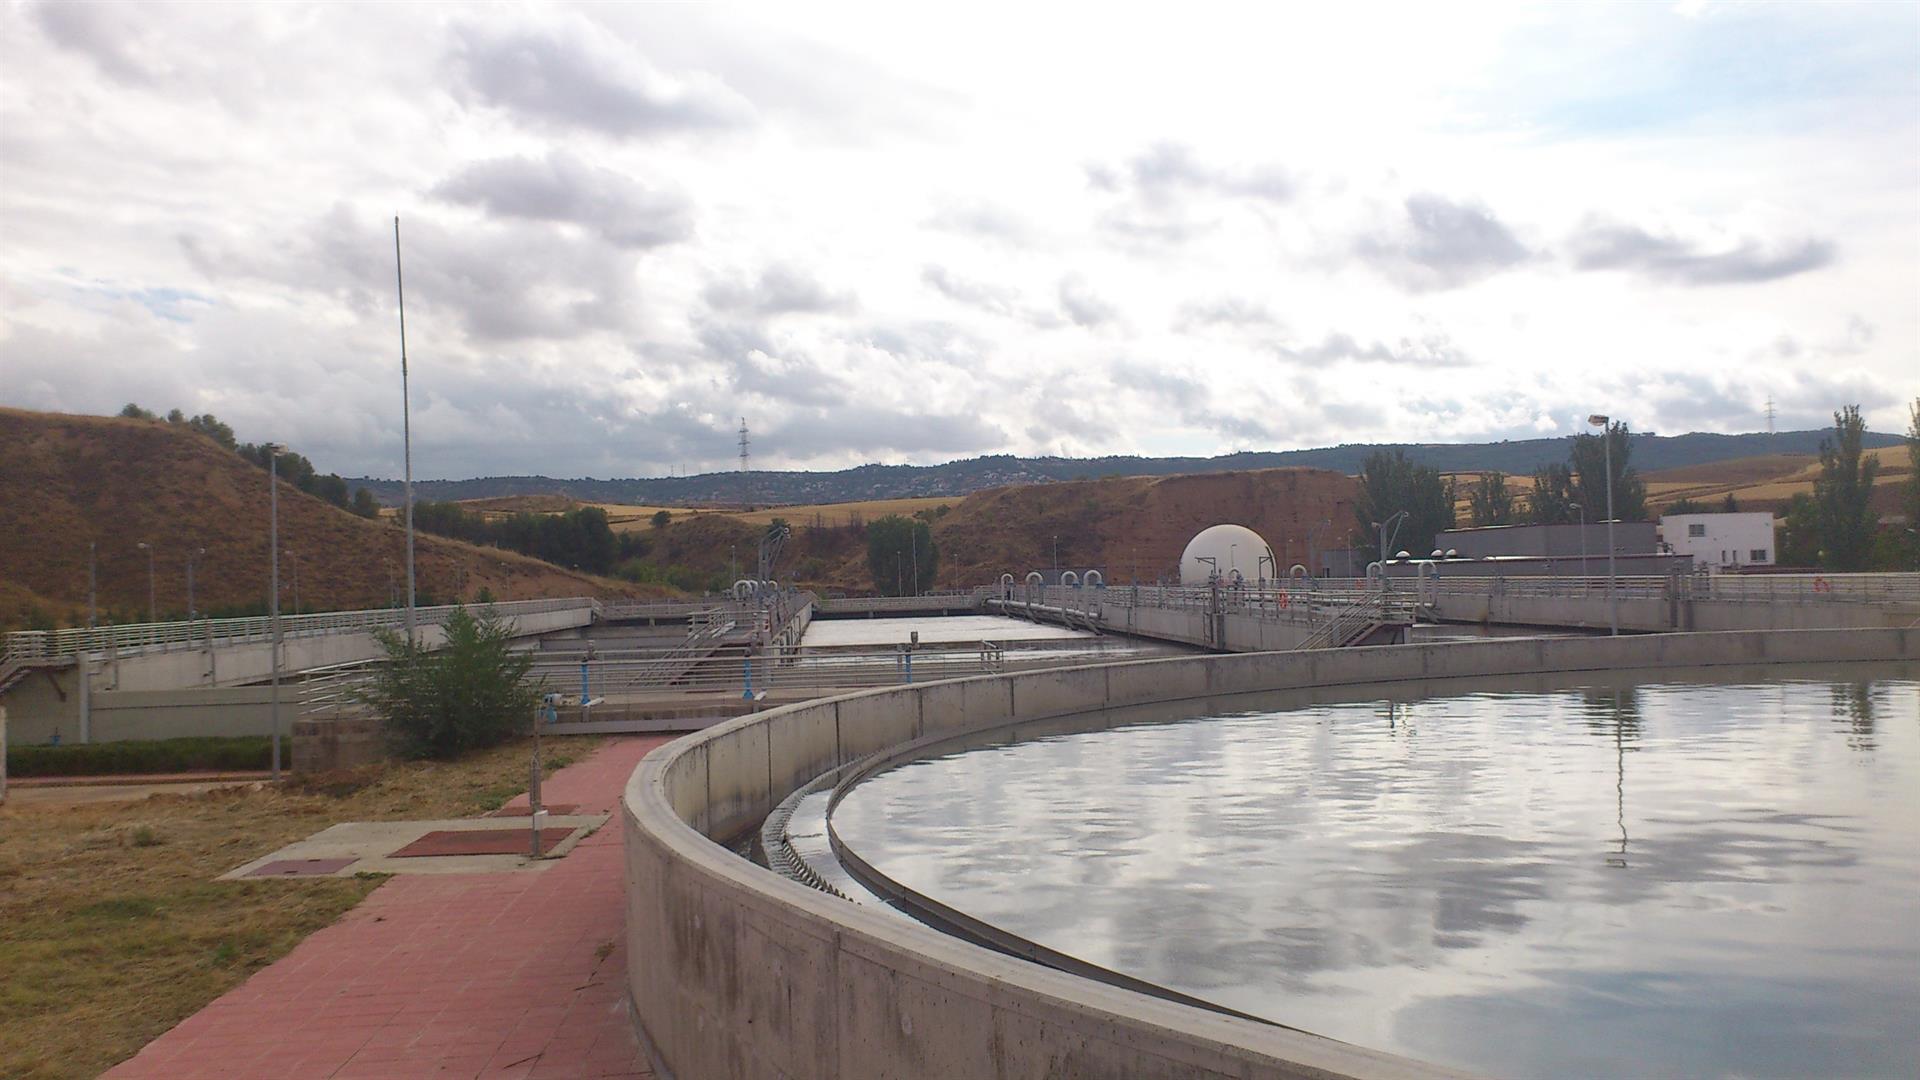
[2,596,599,665]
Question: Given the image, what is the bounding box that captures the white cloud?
[2,1,1915,480]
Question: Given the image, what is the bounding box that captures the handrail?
[3,596,598,663]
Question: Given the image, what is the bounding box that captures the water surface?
[831,664,1920,1079]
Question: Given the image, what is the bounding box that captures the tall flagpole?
[395,217,417,646]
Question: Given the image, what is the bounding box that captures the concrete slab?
[247,857,358,878]
[218,814,607,879]
[390,827,575,858]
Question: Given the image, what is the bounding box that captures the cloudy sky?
[2,2,1916,480]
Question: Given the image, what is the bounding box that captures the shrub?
[358,606,537,760]
[5,736,272,777]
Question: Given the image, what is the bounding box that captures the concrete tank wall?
[624,628,1917,1080]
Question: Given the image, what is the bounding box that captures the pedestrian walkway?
[106,736,675,1080]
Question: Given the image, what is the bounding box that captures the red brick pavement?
[106,735,677,1080]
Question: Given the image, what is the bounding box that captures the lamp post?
[87,541,97,629]
[285,550,300,616]
[394,218,418,646]
[186,547,206,621]
[1052,534,1059,573]
[1372,511,1409,585]
[135,542,156,623]
[1588,414,1618,636]
[266,444,283,781]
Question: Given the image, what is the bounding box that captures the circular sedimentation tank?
[826,663,1920,1080]
[623,630,1920,1080]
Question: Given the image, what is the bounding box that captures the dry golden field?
[1441,446,1910,521]
[453,494,960,532]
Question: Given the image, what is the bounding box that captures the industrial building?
[1659,511,1776,569]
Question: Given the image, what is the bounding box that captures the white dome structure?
[1179,524,1274,586]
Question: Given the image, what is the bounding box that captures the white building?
[1660,511,1775,569]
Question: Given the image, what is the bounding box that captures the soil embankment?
[0,407,661,629]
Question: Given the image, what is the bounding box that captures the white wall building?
[1660,512,1776,569]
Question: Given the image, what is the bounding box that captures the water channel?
[829,663,1920,1078]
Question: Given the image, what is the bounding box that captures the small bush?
[358,606,538,760]
[5,736,273,778]
[129,826,160,848]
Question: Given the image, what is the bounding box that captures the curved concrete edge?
[623,628,1917,1080]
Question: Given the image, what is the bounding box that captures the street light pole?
[87,541,97,629]
[267,444,283,781]
[1589,414,1618,636]
[395,217,417,646]
[136,542,156,623]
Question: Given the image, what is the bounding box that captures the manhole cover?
[492,803,578,817]
[389,828,575,858]
[248,858,358,877]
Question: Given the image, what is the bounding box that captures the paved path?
[107,736,674,1080]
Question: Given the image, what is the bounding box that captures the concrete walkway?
[106,736,674,1080]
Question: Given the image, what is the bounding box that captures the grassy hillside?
[0,408,665,631]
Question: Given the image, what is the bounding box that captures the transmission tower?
[1765,397,1776,446]
[738,417,751,510]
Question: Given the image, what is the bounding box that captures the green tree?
[1665,497,1704,515]
[1526,463,1578,525]
[1720,492,1739,513]
[119,403,157,420]
[1467,472,1515,527]
[1904,397,1920,539]
[1778,493,1820,567]
[359,607,537,760]
[350,487,381,519]
[1353,450,1455,558]
[866,514,937,595]
[1813,404,1879,570]
[1570,421,1648,522]
[650,509,672,529]
[188,413,237,450]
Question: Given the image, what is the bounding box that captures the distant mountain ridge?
[347,428,1903,507]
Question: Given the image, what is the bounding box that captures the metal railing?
[1701,572,1920,604]
[815,591,984,613]
[535,639,1151,696]
[296,659,386,717]
[2,596,598,664]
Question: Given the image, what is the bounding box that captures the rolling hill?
[345,428,1904,508]
[0,408,665,632]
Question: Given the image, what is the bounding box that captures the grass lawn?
[0,735,601,1080]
